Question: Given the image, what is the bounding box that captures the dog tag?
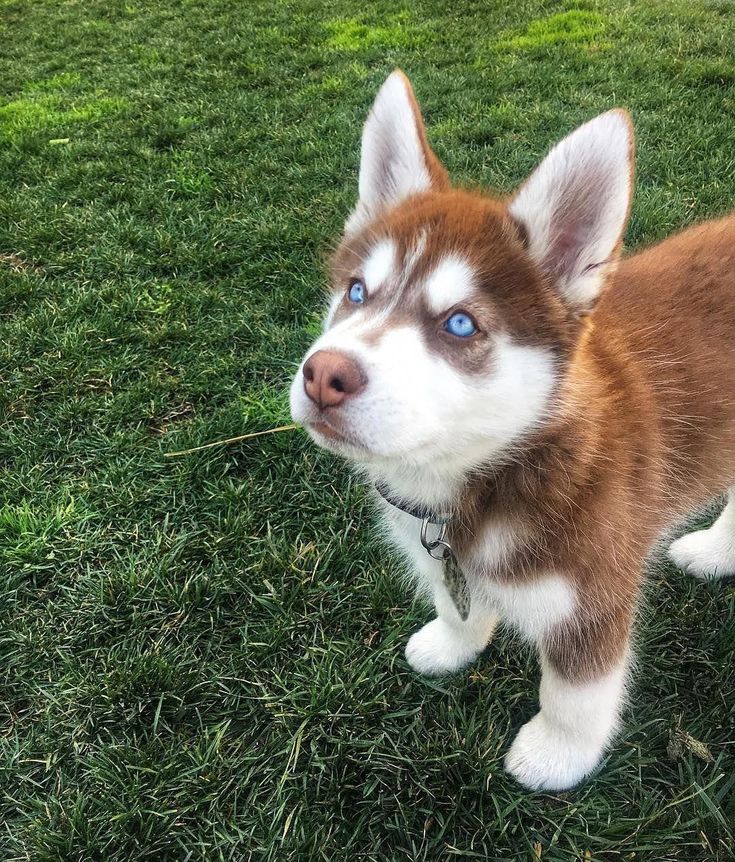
[442,547,471,621]
[419,517,471,622]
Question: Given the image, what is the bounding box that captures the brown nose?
[302,349,366,409]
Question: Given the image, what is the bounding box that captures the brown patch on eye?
[427,326,499,375]
[330,247,361,295]
[330,188,580,360]
[410,294,498,375]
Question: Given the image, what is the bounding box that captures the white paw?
[668,527,735,580]
[405,618,487,677]
[504,712,605,791]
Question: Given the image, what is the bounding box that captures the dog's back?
[597,215,735,513]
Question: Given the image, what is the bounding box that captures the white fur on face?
[323,292,343,330]
[505,653,628,790]
[424,255,475,314]
[363,239,397,296]
[510,110,633,310]
[290,307,558,495]
[403,230,428,281]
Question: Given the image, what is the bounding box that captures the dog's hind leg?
[668,486,735,580]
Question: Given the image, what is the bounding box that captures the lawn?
[1,0,734,859]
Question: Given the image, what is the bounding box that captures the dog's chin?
[305,420,375,461]
[296,403,481,470]
[305,420,457,472]
[304,420,425,467]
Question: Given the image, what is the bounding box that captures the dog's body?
[290,71,735,790]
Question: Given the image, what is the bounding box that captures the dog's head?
[290,71,634,485]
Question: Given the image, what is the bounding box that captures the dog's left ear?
[510,110,634,312]
[346,70,449,233]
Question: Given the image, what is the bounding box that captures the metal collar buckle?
[420,517,452,560]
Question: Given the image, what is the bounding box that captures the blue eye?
[444,312,477,337]
[348,280,365,304]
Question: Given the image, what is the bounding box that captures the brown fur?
[331,191,578,371]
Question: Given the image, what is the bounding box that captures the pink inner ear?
[545,174,613,281]
[548,223,587,279]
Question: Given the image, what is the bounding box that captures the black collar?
[374,481,452,524]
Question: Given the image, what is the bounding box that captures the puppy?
[289,70,735,790]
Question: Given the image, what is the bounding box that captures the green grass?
[1,0,734,859]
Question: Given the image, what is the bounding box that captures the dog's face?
[290,192,570,472]
[290,71,633,478]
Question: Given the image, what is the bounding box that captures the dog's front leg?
[405,569,499,677]
[505,618,630,791]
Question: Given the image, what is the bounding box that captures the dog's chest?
[379,503,516,587]
[380,504,576,639]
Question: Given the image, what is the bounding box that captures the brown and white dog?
[289,70,735,790]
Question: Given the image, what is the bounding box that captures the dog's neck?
[365,460,466,514]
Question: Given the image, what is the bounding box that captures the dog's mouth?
[309,419,344,441]
[304,414,373,457]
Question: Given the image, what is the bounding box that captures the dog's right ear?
[345,70,449,234]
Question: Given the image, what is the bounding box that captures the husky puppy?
[289,70,735,790]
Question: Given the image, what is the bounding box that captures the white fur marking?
[402,230,428,283]
[505,654,628,790]
[363,239,396,295]
[469,519,517,572]
[424,256,475,314]
[668,487,735,579]
[483,574,576,641]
